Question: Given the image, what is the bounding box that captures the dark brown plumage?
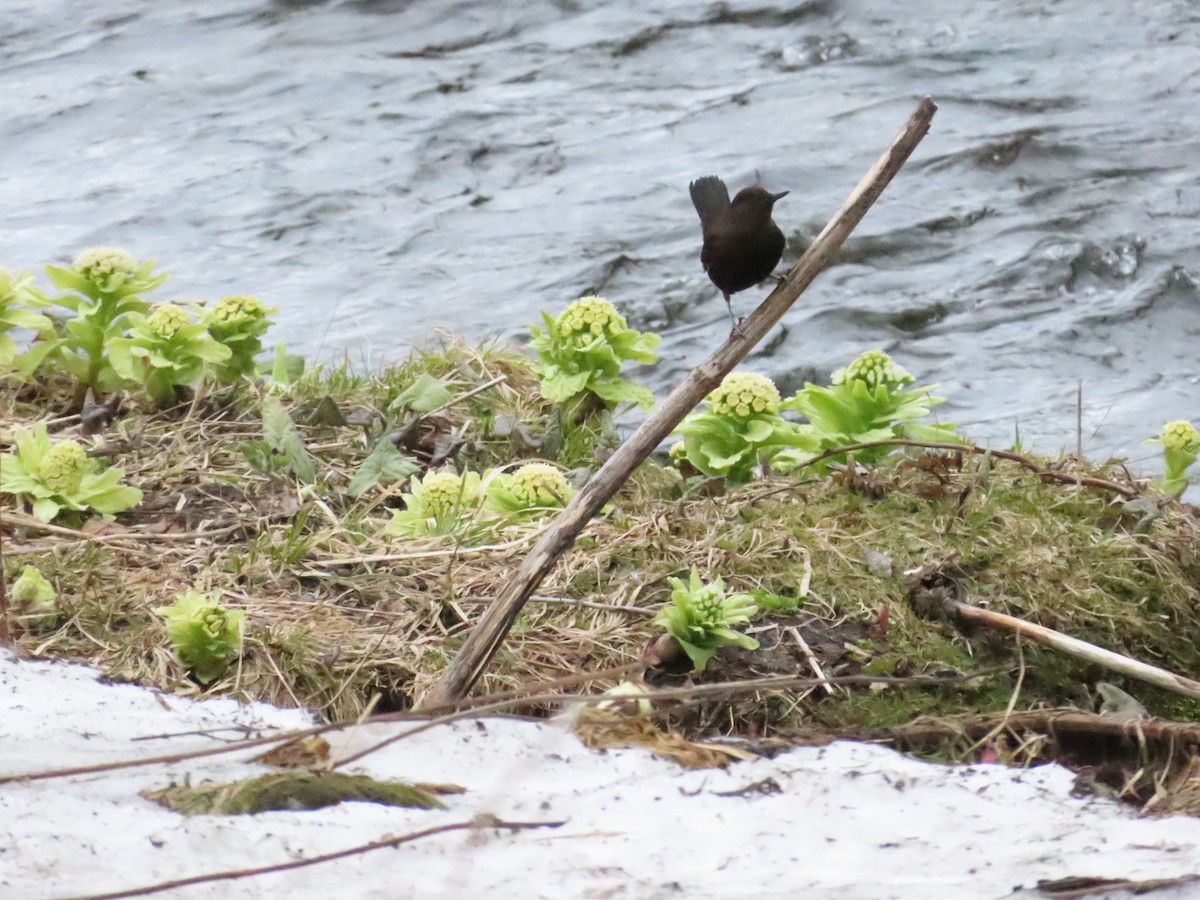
[689,175,789,323]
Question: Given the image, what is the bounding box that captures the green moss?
[145,771,444,815]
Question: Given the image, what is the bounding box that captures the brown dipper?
[689,175,789,324]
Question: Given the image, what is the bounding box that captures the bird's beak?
[770,190,790,203]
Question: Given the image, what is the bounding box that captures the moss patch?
[144,772,445,815]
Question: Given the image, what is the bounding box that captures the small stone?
[866,550,893,578]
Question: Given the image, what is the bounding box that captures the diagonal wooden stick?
[421,97,939,707]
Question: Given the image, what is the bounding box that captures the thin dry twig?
[308,527,549,568]
[0,662,644,786]
[72,816,563,900]
[333,671,992,769]
[879,709,1200,753]
[529,594,656,616]
[424,97,940,707]
[2,510,244,543]
[786,626,835,696]
[0,669,989,786]
[0,505,10,643]
[797,438,1139,498]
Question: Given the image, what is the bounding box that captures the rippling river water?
[3,0,1198,460]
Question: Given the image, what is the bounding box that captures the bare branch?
[74,817,563,900]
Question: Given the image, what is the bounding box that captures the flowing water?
[3,0,1199,459]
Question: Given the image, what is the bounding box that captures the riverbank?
[5,332,1200,817]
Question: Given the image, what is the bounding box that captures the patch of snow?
[2,649,1199,899]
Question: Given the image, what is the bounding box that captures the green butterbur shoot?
[674,372,816,485]
[653,568,760,672]
[154,590,246,684]
[780,348,957,469]
[0,266,53,373]
[485,462,577,517]
[0,424,143,522]
[385,469,484,538]
[43,247,168,406]
[1146,420,1200,497]
[11,565,59,631]
[201,294,278,382]
[108,303,232,406]
[46,246,167,302]
[529,296,660,414]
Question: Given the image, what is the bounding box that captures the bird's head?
[730,185,789,225]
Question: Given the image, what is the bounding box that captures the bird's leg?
[724,294,749,338]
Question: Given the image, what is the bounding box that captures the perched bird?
[689,175,789,324]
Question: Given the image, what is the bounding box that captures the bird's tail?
[689,175,730,227]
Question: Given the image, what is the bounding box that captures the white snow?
[3,648,1199,900]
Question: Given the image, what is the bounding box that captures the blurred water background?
[2,0,1198,462]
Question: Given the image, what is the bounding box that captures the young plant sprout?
[674,371,816,484]
[10,565,59,631]
[779,348,957,469]
[42,247,169,407]
[108,303,232,406]
[201,294,279,382]
[1147,419,1200,497]
[653,568,760,672]
[385,469,484,538]
[0,424,143,523]
[0,266,53,373]
[529,296,661,414]
[485,462,577,517]
[154,589,246,684]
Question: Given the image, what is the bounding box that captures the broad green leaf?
[348,440,420,498]
[539,370,592,403]
[588,378,655,410]
[390,374,453,415]
[262,396,317,483]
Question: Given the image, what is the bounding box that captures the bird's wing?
[689,175,730,228]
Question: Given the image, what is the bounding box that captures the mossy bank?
[5,338,1200,736]
[4,251,1200,795]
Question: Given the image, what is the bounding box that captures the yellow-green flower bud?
[556,296,626,345]
[73,246,137,280]
[146,304,190,340]
[212,294,267,323]
[510,463,570,507]
[708,372,781,418]
[690,583,727,625]
[669,440,687,462]
[1158,420,1200,454]
[832,349,913,390]
[39,440,89,494]
[419,471,468,519]
[198,607,230,641]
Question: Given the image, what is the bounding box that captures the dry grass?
[5,338,1200,744]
